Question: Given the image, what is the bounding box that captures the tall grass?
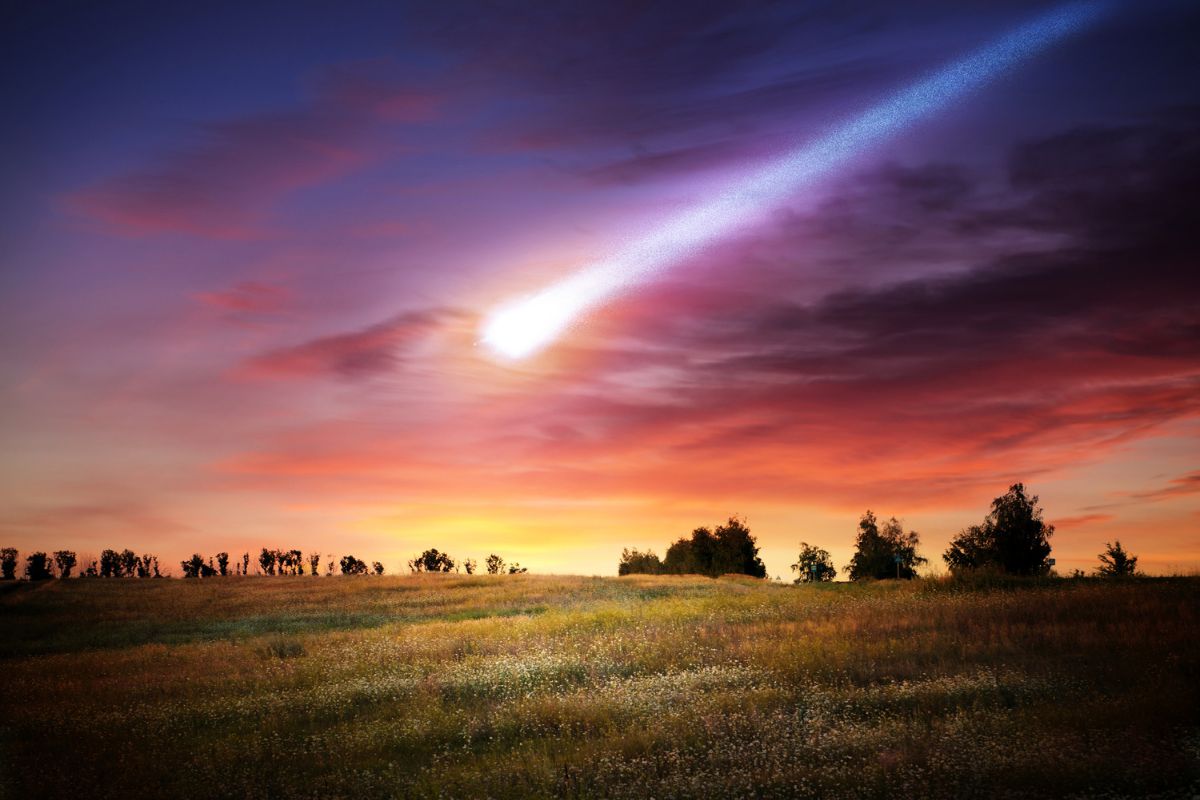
[1,574,1196,798]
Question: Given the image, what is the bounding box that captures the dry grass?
[1,574,1197,798]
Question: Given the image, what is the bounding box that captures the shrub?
[409,549,455,573]
[340,555,369,575]
[618,548,663,575]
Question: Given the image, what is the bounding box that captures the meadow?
[1,574,1197,799]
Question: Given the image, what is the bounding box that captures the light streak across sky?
[480,1,1111,360]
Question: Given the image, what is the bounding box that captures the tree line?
[619,484,1143,581]
[618,516,767,578]
[406,549,527,574]
[0,545,530,580]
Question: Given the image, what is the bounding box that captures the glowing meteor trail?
[482,2,1109,360]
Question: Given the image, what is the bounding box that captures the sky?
[2,0,1198,578]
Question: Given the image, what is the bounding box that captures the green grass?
[1,574,1197,798]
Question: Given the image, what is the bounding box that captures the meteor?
[481,2,1109,360]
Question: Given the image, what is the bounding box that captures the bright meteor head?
[481,269,618,359]
[481,1,1109,360]
[481,289,577,360]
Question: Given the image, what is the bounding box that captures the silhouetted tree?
[847,512,925,580]
[53,550,77,579]
[215,552,229,576]
[409,549,456,573]
[242,552,250,576]
[0,548,17,580]
[259,548,276,576]
[507,563,527,574]
[25,552,53,580]
[326,558,333,576]
[944,483,1053,576]
[463,558,477,575]
[99,549,120,578]
[372,561,384,575]
[791,542,836,583]
[181,554,205,578]
[120,549,138,578]
[309,553,321,576]
[485,554,505,575]
[340,555,369,575]
[84,559,98,577]
[1097,540,1139,577]
[618,548,663,575]
[1,548,18,580]
[660,517,766,578]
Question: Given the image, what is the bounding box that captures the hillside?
[1,575,1197,798]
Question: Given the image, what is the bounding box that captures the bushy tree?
[661,517,766,578]
[847,512,925,580]
[372,561,385,575]
[215,552,230,576]
[340,555,369,575]
[791,542,836,583]
[259,548,276,576]
[485,554,505,575]
[1096,540,1139,577]
[135,554,160,578]
[120,549,138,578]
[1,548,18,580]
[99,549,120,578]
[242,552,250,576]
[507,563,528,574]
[944,484,1053,576]
[463,558,477,575]
[181,554,205,578]
[309,553,321,576]
[25,552,53,580]
[618,548,663,575]
[409,549,455,573]
[53,550,77,579]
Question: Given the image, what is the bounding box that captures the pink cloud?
[65,66,440,239]
[239,309,450,379]
[196,281,291,314]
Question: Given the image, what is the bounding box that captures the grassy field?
[1,574,1197,799]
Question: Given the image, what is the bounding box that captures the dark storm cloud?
[538,111,1200,462]
[416,1,1050,172]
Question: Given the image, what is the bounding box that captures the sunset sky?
[2,0,1198,577]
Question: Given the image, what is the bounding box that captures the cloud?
[1051,513,1115,528]
[65,66,439,239]
[240,309,452,379]
[211,112,1200,510]
[196,281,291,315]
[1131,471,1200,502]
[489,112,1200,494]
